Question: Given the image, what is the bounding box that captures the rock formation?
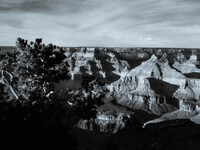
[77,111,130,133]
[173,54,200,74]
[63,47,200,129]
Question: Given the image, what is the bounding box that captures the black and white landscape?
[1,0,200,150]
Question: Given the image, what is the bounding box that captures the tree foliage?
[0,38,106,149]
[0,38,77,150]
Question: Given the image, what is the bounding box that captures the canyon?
[63,47,200,132]
[1,46,200,149]
[1,46,200,132]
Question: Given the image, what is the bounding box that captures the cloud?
[139,37,153,41]
[0,0,50,13]
[0,0,200,47]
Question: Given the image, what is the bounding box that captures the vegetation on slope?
[0,38,105,150]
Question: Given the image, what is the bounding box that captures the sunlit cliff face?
[64,47,200,130]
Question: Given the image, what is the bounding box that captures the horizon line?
[0,45,200,49]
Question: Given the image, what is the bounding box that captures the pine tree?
[0,38,105,149]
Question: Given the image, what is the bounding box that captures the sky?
[0,0,200,47]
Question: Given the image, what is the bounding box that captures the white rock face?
[173,54,200,74]
[173,78,200,100]
[66,48,98,79]
[112,60,130,77]
[126,54,186,86]
[190,114,200,124]
[77,112,130,133]
[65,48,130,81]
[143,110,197,127]
[107,53,200,116]
[107,54,186,114]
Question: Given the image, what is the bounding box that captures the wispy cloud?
[0,0,200,47]
[0,0,50,13]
